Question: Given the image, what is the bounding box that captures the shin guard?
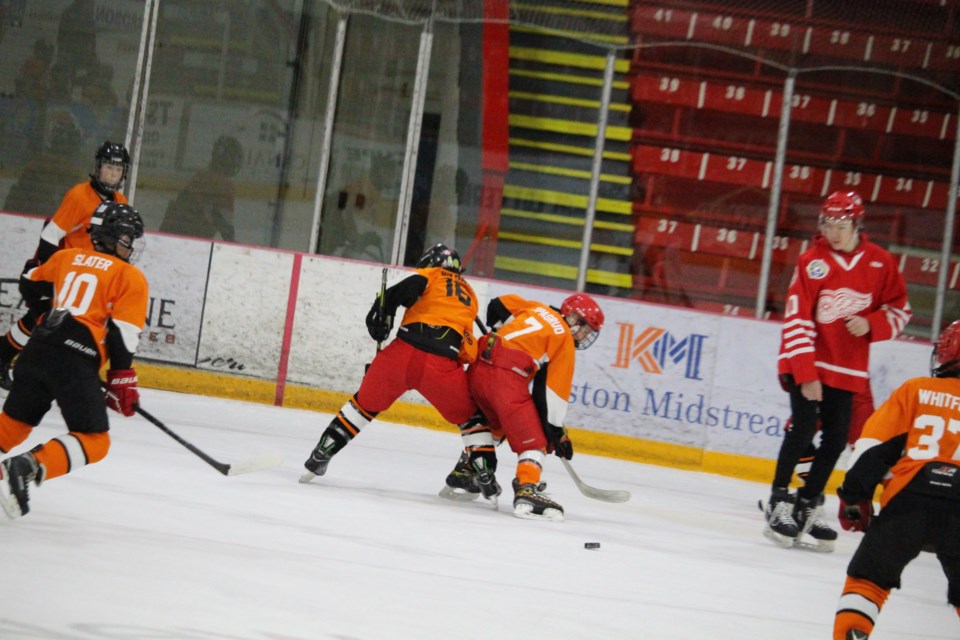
[0,413,32,453]
[833,576,889,640]
[33,432,110,481]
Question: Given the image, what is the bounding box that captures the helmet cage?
[93,141,130,192]
[819,191,865,231]
[89,202,145,263]
[416,243,462,273]
[932,320,960,378]
[560,293,604,350]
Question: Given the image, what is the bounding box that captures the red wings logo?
[816,288,873,324]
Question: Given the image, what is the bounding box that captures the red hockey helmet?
[820,191,865,227]
[932,320,960,378]
[561,293,604,350]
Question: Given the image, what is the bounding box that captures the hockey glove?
[838,494,874,532]
[21,258,40,275]
[547,425,574,460]
[106,369,139,417]
[365,300,393,342]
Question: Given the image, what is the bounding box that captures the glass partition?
[0,0,144,218]
[133,0,336,250]
[316,14,420,263]
[1,0,957,341]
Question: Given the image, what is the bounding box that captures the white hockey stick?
[561,458,631,503]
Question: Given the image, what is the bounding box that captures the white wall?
[0,212,932,461]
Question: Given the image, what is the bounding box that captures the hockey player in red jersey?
[0,202,148,518]
[788,387,875,482]
[833,320,960,639]
[300,243,480,483]
[0,141,130,394]
[764,191,912,551]
[447,292,604,521]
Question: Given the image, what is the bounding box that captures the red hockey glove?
[838,495,874,532]
[106,369,139,417]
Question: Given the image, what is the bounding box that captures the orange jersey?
[494,294,577,426]
[401,267,479,362]
[26,248,148,366]
[42,182,128,252]
[849,376,960,507]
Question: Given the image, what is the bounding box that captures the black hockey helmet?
[92,140,130,192]
[89,202,144,262]
[211,135,243,177]
[416,243,461,273]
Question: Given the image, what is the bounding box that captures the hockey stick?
[561,458,631,503]
[376,266,388,353]
[365,267,389,374]
[133,404,283,476]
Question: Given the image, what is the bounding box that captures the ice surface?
[1,388,954,639]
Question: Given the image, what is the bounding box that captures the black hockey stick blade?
[134,405,283,476]
[561,458,631,503]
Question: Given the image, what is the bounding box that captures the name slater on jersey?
[533,306,565,335]
[72,253,114,271]
[919,389,960,411]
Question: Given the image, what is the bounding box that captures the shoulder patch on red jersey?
[806,259,829,280]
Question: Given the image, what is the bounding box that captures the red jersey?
[41,181,128,252]
[495,294,577,427]
[848,376,960,507]
[26,248,148,366]
[777,233,911,393]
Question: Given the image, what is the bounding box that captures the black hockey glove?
[546,425,574,460]
[365,299,393,342]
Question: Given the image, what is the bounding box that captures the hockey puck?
[584,542,601,550]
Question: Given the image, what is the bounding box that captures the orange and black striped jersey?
[25,248,148,366]
[848,376,960,507]
[41,181,127,254]
[399,267,479,363]
[493,294,577,427]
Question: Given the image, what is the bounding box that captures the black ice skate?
[0,453,41,519]
[512,478,563,522]
[471,456,501,506]
[793,494,837,553]
[299,434,338,483]
[439,451,481,501]
[762,487,799,547]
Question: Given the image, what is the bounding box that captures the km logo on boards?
[612,323,707,380]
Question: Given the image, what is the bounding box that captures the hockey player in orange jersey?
[833,320,960,639]
[0,202,148,518]
[300,243,481,484]
[448,292,604,521]
[0,141,130,393]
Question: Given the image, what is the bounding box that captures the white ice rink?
[2,387,956,639]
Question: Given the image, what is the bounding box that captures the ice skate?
[512,478,563,522]
[0,453,41,519]
[439,452,480,501]
[299,438,335,483]
[793,494,837,553]
[471,456,501,508]
[762,487,799,547]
